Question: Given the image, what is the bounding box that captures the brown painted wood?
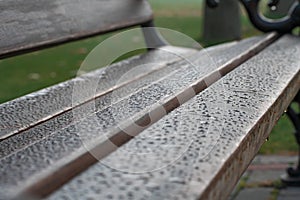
[0,0,153,59]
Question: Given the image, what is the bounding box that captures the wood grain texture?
[0,35,276,199]
[48,34,300,200]
[0,0,153,58]
[0,47,195,141]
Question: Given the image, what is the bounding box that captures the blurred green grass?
[0,0,297,154]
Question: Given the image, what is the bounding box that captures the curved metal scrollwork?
[207,0,300,33]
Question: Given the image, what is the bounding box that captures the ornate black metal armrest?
[207,0,300,33]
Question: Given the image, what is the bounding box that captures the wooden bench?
[0,0,300,199]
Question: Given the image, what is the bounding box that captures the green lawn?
[0,0,297,154]
[259,103,299,155]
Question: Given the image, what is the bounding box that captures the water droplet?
[271,6,277,11]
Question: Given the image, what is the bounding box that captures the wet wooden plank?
[0,0,153,58]
[0,46,195,141]
[0,34,277,199]
[47,34,300,200]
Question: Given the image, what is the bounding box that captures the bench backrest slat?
[0,0,153,58]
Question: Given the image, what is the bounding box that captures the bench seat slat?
[0,35,276,199]
[0,0,153,58]
[48,34,300,200]
[0,46,195,140]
